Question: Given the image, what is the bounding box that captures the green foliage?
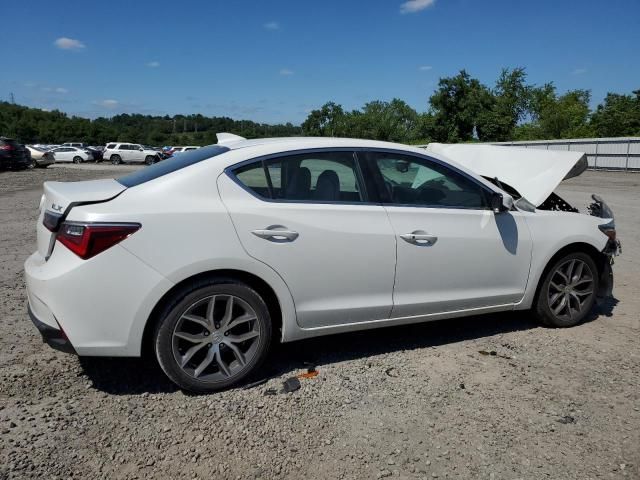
[590,90,640,137]
[301,69,638,144]
[0,102,302,145]
[2,71,639,147]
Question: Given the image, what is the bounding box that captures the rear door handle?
[252,226,299,242]
[400,231,438,246]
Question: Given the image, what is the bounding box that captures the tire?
[111,154,122,165]
[145,155,156,166]
[27,159,37,169]
[154,279,272,393]
[534,252,599,328]
[73,156,83,164]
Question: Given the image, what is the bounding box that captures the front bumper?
[28,304,76,354]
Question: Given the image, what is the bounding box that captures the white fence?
[488,138,640,171]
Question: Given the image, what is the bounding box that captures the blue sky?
[1,0,638,124]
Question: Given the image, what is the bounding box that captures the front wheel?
[154,280,272,393]
[111,155,122,165]
[534,252,598,328]
[145,155,156,165]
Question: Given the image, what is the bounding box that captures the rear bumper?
[24,245,173,357]
[28,304,76,354]
[0,156,30,169]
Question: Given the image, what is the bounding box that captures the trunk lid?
[37,179,127,258]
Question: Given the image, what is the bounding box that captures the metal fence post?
[594,141,599,169]
[625,140,631,171]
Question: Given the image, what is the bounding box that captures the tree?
[476,67,531,141]
[591,90,640,137]
[428,70,493,142]
[301,102,346,136]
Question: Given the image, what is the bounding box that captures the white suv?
[104,143,160,165]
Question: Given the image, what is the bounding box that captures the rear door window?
[231,151,365,203]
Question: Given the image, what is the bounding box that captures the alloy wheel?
[171,294,261,382]
[547,258,594,321]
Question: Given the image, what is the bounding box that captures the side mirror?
[490,192,513,213]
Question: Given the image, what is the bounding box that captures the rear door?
[362,150,532,318]
[218,150,396,329]
[54,147,73,162]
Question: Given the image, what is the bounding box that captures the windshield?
[117,145,229,187]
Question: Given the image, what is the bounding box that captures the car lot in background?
[0,137,32,169]
[44,146,94,163]
[169,145,200,155]
[62,142,90,149]
[103,142,161,165]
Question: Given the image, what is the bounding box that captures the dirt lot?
[0,167,638,480]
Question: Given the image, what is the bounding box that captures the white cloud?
[24,81,37,88]
[400,0,436,14]
[55,87,68,94]
[279,68,294,76]
[54,37,86,50]
[264,21,279,30]
[418,65,433,71]
[96,99,119,109]
[146,61,160,68]
[572,68,587,75]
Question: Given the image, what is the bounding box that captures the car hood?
[426,143,588,206]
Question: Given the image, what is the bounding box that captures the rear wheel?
[111,154,122,165]
[145,155,156,165]
[73,156,82,164]
[534,252,598,327]
[27,158,37,169]
[154,279,272,393]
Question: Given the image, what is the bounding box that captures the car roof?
[221,136,429,155]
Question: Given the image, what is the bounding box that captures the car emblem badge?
[51,203,63,212]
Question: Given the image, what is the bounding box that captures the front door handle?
[400,231,438,246]
[252,226,299,242]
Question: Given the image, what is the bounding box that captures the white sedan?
[24,134,620,392]
[47,146,94,163]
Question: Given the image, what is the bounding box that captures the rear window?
[0,138,18,147]
[117,145,229,187]
[106,143,116,149]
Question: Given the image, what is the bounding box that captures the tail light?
[0,144,15,151]
[56,222,140,259]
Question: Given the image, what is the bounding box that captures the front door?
[362,150,532,318]
[218,150,396,329]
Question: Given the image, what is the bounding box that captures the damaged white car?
[25,135,620,392]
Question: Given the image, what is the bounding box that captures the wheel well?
[533,242,606,302]
[140,269,283,358]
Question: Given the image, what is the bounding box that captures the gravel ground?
[0,167,638,480]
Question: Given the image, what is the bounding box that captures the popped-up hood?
[426,143,588,206]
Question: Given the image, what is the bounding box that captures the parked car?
[85,147,104,162]
[25,134,620,393]
[44,146,94,163]
[171,146,200,155]
[0,137,32,169]
[62,142,90,149]
[103,143,161,165]
[26,146,55,168]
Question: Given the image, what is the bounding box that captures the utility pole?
[183,118,186,133]
[10,92,15,104]
[172,118,176,133]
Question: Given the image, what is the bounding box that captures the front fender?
[516,211,609,310]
